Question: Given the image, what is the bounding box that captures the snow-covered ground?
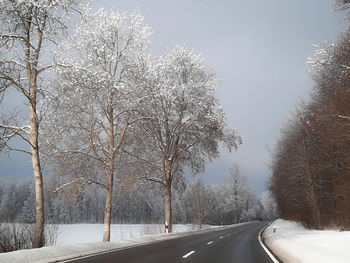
[264,219,350,263]
[56,224,200,245]
[0,223,221,263]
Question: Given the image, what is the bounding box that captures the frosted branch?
[144,176,165,186]
[49,177,108,193]
[338,115,350,120]
[0,124,31,135]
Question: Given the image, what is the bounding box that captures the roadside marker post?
[165,221,169,233]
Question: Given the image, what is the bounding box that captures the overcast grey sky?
[0,0,347,196]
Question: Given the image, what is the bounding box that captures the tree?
[183,180,209,228]
[239,208,256,222]
[205,184,226,225]
[334,0,350,15]
[270,109,323,228]
[0,0,80,248]
[260,191,278,220]
[19,183,36,223]
[223,164,249,223]
[271,26,350,228]
[43,7,151,241]
[132,46,241,232]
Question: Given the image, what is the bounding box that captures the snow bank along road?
[63,222,273,263]
[264,219,350,263]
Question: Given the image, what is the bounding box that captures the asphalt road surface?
[65,221,273,263]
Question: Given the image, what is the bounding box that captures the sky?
[0,0,347,196]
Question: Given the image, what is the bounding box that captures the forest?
[269,0,350,230]
[0,165,269,226]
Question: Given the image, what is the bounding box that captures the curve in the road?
[63,222,274,263]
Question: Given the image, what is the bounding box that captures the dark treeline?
[0,175,266,226]
[270,8,350,229]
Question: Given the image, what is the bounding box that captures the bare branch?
[3,144,31,155]
[55,149,108,167]
[0,72,30,99]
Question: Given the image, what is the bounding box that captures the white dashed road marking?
[207,241,213,245]
[182,251,196,258]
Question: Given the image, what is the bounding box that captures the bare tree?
[43,7,151,241]
[131,46,241,232]
[0,0,80,248]
[270,109,322,228]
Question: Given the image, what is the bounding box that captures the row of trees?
[0,2,240,246]
[270,1,350,229]
[0,165,267,226]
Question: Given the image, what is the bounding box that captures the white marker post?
[165,221,169,233]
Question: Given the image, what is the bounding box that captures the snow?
[56,224,200,245]
[0,223,221,263]
[264,219,350,263]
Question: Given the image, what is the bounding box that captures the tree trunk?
[304,173,322,229]
[233,209,238,224]
[24,19,45,248]
[103,157,114,241]
[164,181,172,233]
[103,110,115,242]
[302,140,322,229]
[30,103,45,248]
[103,180,113,241]
[233,178,238,224]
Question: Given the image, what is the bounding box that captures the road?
[65,221,273,263]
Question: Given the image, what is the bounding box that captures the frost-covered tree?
[0,0,80,247]
[132,46,241,232]
[183,180,209,228]
[205,184,226,224]
[239,208,257,222]
[44,7,151,241]
[334,0,350,17]
[261,190,278,220]
[223,164,249,223]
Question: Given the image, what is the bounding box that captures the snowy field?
[56,224,204,245]
[264,219,350,263]
[0,223,222,263]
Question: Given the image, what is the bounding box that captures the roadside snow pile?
[0,224,221,263]
[264,219,350,263]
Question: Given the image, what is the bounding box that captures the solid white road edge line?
[207,241,213,245]
[182,251,196,258]
[258,224,280,263]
